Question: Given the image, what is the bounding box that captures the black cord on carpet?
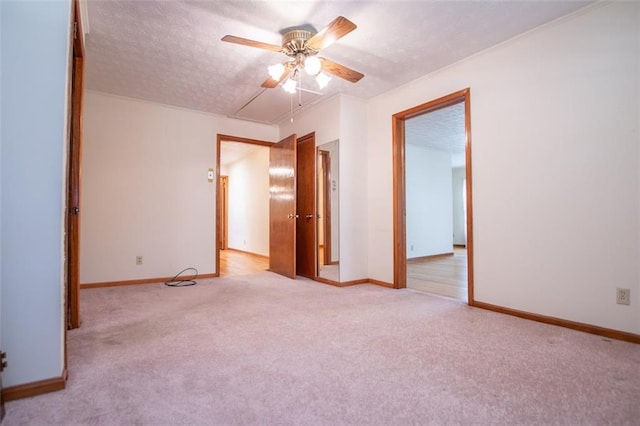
[164,268,198,287]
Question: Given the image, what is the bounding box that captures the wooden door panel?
[269,134,297,279]
[296,133,316,278]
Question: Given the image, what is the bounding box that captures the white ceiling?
[220,141,266,168]
[406,102,466,168]
[84,0,592,124]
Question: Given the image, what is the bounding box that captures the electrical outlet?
[616,288,630,305]
[136,256,143,265]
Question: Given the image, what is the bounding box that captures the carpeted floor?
[5,272,640,425]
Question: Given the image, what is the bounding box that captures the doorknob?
[306,214,314,219]
[288,214,299,219]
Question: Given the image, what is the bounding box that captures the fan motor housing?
[282,30,317,56]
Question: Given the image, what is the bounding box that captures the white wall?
[225,147,270,256]
[367,2,640,333]
[1,0,71,387]
[406,145,453,258]
[82,91,277,283]
[339,95,368,281]
[279,95,341,146]
[452,167,466,246]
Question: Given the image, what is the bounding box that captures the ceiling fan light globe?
[304,56,322,76]
[316,72,331,89]
[283,78,297,94]
[268,63,285,81]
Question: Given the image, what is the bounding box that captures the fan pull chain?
[290,91,294,123]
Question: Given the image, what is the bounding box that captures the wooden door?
[296,133,316,278]
[67,1,85,330]
[269,134,297,278]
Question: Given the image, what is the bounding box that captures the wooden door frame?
[215,134,273,276]
[392,88,475,303]
[219,176,229,250]
[67,0,85,331]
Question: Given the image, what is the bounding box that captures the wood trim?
[217,134,274,147]
[314,277,369,287]
[464,90,475,303]
[2,370,67,402]
[407,252,454,263]
[471,300,640,344]
[80,274,217,289]
[392,88,473,298]
[392,113,406,289]
[367,278,395,288]
[314,276,345,287]
[219,176,229,250]
[67,56,84,331]
[215,134,274,278]
[314,277,394,289]
[73,0,84,58]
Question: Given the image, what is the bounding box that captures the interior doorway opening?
[216,134,272,277]
[392,88,474,303]
[404,101,468,300]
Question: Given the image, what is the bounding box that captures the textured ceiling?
[84,0,592,124]
[406,102,466,168]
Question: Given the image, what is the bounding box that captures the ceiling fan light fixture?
[268,63,285,81]
[315,72,331,89]
[282,77,297,94]
[304,55,322,76]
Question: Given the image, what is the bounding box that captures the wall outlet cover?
[616,288,630,305]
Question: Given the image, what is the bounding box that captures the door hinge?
[0,352,7,372]
[73,21,77,40]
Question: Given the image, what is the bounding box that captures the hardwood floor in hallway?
[407,247,467,301]
[220,249,269,276]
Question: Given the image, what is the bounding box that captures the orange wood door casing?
[269,134,297,279]
[296,133,316,279]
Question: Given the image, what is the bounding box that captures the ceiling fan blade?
[261,66,292,88]
[221,35,282,53]
[306,16,356,51]
[320,58,364,83]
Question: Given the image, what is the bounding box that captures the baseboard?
[338,278,370,287]
[407,252,454,263]
[367,278,395,288]
[2,369,67,401]
[314,277,393,289]
[471,300,640,344]
[81,273,217,289]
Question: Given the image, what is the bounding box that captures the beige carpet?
[5,272,639,425]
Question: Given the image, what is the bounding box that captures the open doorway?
[405,102,467,300]
[392,88,474,303]
[216,134,272,276]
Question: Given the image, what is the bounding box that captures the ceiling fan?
[221,16,364,93]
